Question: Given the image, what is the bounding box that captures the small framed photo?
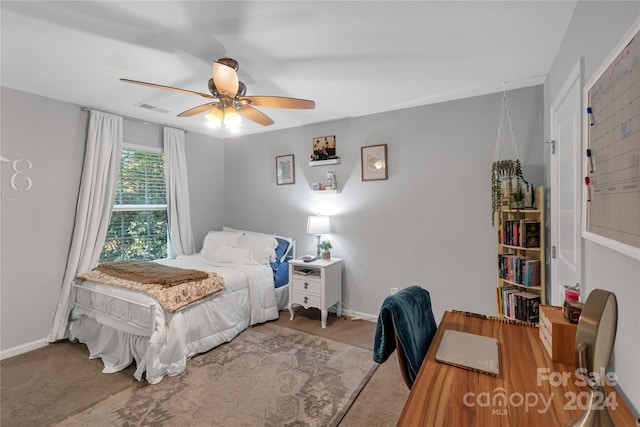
[276,154,295,185]
[361,144,388,181]
[312,135,336,160]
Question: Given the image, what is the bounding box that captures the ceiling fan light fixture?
[205,107,224,127]
[121,57,314,130]
[223,106,242,129]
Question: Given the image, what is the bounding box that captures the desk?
[397,311,636,426]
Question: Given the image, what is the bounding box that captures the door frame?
[549,59,583,306]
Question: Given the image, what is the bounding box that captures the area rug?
[55,322,378,426]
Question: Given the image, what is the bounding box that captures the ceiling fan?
[121,57,315,128]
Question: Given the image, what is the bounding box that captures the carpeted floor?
[280,309,411,427]
[1,308,410,426]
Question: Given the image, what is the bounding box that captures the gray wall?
[223,85,544,322]
[2,2,637,413]
[1,87,86,353]
[185,130,226,247]
[0,87,224,354]
[545,1,640,414]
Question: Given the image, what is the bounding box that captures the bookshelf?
[496,185,545,323]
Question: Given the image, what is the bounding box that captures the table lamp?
[306,215,331,260]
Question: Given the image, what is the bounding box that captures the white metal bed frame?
[70,240,296,339]
[72,282,156,337]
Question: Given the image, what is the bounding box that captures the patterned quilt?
[77,267,226,313]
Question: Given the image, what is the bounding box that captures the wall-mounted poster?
[312,135,336,160]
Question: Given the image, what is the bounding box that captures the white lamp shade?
[307,215,331,234]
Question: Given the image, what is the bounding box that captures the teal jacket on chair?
[373,285,437,388]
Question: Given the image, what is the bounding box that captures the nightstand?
[287,257,343,328]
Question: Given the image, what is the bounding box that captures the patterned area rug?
[56,322,377,426]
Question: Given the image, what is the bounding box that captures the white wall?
[545,1,640,415]
[223,86,544,322]
[0,87,225,355]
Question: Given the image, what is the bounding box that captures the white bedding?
[69,254,282,384]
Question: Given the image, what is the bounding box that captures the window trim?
[123,141,162,154]
[112,204,166,212]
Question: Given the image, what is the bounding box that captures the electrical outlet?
[390,287,398,295]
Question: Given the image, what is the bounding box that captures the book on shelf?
[294,268,315,276]
[500,220,520,246]
[498,287,540,322]
[500,287,520,317]
[521,221,540,248]
[514,292,540,323]
[499,220,540,248]
[497,286,517,316]
[498,255,540,287]
[523,259,540,287]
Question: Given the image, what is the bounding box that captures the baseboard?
[0,338,47,360]
[337,306,378,322]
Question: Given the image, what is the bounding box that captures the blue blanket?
[373,285,437,386]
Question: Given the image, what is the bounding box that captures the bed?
[69,228,294,384]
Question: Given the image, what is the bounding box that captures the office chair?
[372,285,437,389]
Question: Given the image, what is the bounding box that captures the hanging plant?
[491,159,528,225]
[491,86,529,226]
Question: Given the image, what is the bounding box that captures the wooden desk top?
[397,311,637,427]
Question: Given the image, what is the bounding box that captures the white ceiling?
[1,1,577,139]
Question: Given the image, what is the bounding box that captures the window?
[99,145,169,263]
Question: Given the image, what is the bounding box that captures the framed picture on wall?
[361,144,388,181]
[312,135,336,160]
[276,154,295,185]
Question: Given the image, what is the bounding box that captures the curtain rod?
[77,105,187,133]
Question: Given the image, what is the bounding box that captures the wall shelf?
[309,158,340,167]
[310,189,340,194]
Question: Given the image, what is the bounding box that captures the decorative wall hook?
[1,154,33,200]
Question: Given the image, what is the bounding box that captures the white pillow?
[223,226,292,263]
[201,231,244,258]
[214,245,253,264]
[237,234,278,265]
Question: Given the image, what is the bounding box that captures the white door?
[550,61,583,306]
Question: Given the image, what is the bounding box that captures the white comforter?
[69,255,279,384]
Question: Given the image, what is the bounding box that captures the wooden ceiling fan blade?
[212,62,239,97]
[240,96,315,109]
[177,102,218,117]
[237,106,275,126]
[120,78,215,99]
